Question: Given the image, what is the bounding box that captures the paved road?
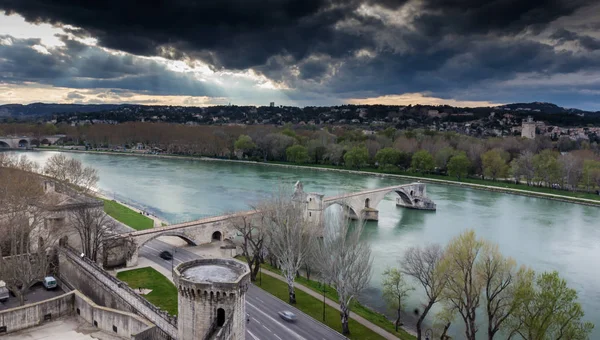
[140,240,347,340]
[0,284,65,311]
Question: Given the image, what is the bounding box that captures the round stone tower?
[174,259,250,340]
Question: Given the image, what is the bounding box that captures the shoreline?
[35,147,600,207]
[93,189,169,228]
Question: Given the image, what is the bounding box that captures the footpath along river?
[19,150,600,338]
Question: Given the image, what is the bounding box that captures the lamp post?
[171,247,178,272]
[259,264,262,286]
[322,281,326,322]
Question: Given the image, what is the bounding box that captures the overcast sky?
[1,0,599,109]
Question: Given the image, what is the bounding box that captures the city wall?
[0,290,160,339]
[58,247,178,338]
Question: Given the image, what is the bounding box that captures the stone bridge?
[0,135,64,148]
[115,182,435,267]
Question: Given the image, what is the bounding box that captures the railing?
[59,246,178,339]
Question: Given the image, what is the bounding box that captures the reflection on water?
[14,150,600,338]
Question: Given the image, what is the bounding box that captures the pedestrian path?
[260,268,417,340]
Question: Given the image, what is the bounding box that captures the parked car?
[278,311,297,322]
[0,280,9,302]
[43,276,58,290]
[160,251,173,260]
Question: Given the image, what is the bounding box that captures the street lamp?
[322,281,326,322]
[259,263,262,286]
[171,247,178,272]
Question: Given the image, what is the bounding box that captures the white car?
[43,276,57,290]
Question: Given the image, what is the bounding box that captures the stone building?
[521,116,536,139]
[174,259,250,340]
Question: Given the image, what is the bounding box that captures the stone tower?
[174,259,250,340]
[521,116,536,139]
[292,181,324,227]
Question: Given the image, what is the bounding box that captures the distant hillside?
[497,102,593,115]
[0,103,130,117]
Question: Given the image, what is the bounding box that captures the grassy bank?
[252,260,415,339]
[102,199,154,230]
[257,274,387,340]
[116,267,178,315]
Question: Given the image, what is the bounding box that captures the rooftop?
[2,317,122,340]
[182,264,240,283]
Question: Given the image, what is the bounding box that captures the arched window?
[365,198,370,208]
[212,231,222,241]
[217,308,225,327]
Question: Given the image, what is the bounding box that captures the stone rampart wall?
[58,247,178,338]
[0,291,72,335]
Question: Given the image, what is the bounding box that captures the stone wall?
[58,247,178,339]
[74,291,158,339]
[0,290,161,339]
[0,291,72,335]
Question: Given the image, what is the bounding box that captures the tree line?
[31,122,600,192]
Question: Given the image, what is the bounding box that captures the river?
[16,150,600,337]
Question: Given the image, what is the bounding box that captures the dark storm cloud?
[0,35,223,97]
[551,29,600,51]
[1,0,599,105]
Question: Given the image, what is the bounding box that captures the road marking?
[247,330,260,340]
[262,325,272,333]
[274,335,282,340]
[256,297,265,303]
[252,317,260,324]
[246,301,307,340]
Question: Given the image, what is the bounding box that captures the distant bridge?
[114,182,435,267]
[0,135,65,148]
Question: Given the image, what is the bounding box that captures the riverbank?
[38,147,600,207]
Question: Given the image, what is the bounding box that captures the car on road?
[278,311,297,322]
[159,251,173,260]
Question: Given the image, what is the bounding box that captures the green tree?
[507,271,594,340]
[344,146,369,169]
[447,152,471,180]
[435,147,456,171]
[286,145,309,164]
[375,147,401,169]
[580,159,600,191]
[440,230,485,340]
[533,149,561,187]
[307,139,327,164]
[482,149,509,181]
[234,134,256,155]
[411,150,435,174]
[382,267,414,332]
[380,127,397,142]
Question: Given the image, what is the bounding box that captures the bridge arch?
[323,201,359,219]
[18,139,29,148]
[41,138,50,145]
[0,141,9,148]
[211,231,222,242]
[138,231,198,250]
[30,139,40,147]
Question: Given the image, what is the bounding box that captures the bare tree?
[402,243,447,340]
[69,205,120,263]
[0,168,57,305]
[230,213,266,282]
[260,187,316,304]
[510,151,536,185]
[44,154,99,193]
[558,153,583,190]
[440,230,485,340]
[316,207,373,335]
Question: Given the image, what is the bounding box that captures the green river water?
[18,151,600,338]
